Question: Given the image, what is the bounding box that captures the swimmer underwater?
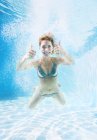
[17,33,74,108]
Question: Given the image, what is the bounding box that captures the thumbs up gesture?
[54,41,67,56]
[54,42,63,55]
[28,45,36,57]
[24,45,36,59]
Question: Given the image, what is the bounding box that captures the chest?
[38,58,57,78]
[41,60,53,73]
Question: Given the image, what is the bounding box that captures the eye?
[48,45,51,48]
[42,45,46,49]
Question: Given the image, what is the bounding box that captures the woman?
[17,33,73,108]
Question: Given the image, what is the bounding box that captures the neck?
[41,55,51,62]
[42,55,49,59]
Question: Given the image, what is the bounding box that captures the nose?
[45,47,49,51]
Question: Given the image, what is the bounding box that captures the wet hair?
[39,33,55,46]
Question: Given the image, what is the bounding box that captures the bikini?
[37,62,57,78]
[37,62,58,97]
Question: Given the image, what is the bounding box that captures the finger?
[59,41,61,46]
[59,41,63,49]
[31,44,33,50]
[29,53,36,57]
[29,50,36,53]
[54,47,60,50]
[54,43,60,48]
[30,44,33,51]
[54,49,60,54]
[54,43,57,46]
[30,45,32,50]
[29,51,36,55]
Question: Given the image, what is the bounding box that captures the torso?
[37,57,59,93]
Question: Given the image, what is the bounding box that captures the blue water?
[0,0,97,139]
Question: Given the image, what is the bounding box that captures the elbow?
[69,60,74,65]
[16,66,21,71]
[68,58,74,65]
[65,59,74,65]
[16,63,23,71]
[16,62,24,71]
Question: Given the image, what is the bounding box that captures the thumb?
[30,44,33,50]
[59,41,61,46]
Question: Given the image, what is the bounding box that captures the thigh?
[32,86,42,97]
[53,92,66,105]
[29,87,43,108]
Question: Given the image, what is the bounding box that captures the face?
[40,40,54,56]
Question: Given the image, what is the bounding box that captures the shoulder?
[51,57,57,63]
[51,57,64,65]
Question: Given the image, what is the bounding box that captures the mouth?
[42,51,50,56]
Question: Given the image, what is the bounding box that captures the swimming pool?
[0,0,97,139]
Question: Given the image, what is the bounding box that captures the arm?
[59,51,73,65]
[17,45,38,70]
[17,56,34,71]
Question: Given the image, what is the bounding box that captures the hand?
[24,45,36,59]
[54,42,65,55]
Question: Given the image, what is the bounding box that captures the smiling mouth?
[43,52,50,55]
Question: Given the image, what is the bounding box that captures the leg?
[28,87,43,108]
[53,92,66,105]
